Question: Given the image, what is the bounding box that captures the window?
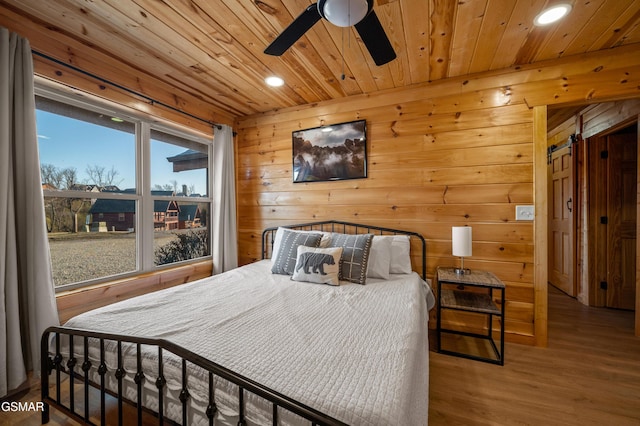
[36,89,212,291]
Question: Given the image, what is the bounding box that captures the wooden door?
[606,132,637,310]
[549,146,575,296]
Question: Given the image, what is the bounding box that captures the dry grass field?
[48,231,177,286]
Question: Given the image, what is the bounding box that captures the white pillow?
[367,236,393,279]
[292,246,343,286]
[270,227,332,264]
[374,235,412,274]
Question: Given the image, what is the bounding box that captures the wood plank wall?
[235,44,640,346]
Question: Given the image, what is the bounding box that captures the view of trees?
[154,230,209,265]
[41,164,199,233]
[37,97,212,285]
[41,163,122,233]
[85,164,124,187]
[43,161,210,285]
[40,164,99,232]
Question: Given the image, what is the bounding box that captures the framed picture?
[292,119,367,183]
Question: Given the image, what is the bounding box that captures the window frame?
[36,85,214,292]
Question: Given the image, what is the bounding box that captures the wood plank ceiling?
[2,0,640,122]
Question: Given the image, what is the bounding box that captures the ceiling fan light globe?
[320,0,369,27]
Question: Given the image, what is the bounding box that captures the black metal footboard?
[41,326,348,426]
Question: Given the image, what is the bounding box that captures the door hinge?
[600,281,608,290]
[600,150,609,159]
[600,216,608,224]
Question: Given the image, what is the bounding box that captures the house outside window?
[36,87,212,291]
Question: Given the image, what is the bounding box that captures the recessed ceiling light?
[534,4,572,26]
[265,76,284,87]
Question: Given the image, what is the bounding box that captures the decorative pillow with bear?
[271,229,323,275]
[291,246,343,286]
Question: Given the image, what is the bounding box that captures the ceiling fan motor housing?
[264,0,395,66]
[318,0,372,27]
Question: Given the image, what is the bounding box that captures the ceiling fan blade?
[264,4,322,56]
[354,11,396,66]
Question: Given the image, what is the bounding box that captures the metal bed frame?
[261,220,426,280]
[41,220,427,426]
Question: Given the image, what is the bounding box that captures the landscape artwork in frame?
[292,119,367,183]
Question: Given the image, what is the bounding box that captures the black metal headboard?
[262,220,427,280]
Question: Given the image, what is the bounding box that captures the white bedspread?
[62,260,435,425]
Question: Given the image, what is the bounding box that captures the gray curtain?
[0,28,60,398]
[211,124,238,274]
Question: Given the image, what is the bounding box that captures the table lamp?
[452,226,472,275]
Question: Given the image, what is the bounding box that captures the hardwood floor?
[429,286,640,425]
[3,286,639,425]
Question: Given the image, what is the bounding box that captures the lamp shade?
[452,226,472,257]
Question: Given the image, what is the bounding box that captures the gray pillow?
[271,229,322,275]
[328,233,374,285]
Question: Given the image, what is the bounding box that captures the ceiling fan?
[264,0,396,66]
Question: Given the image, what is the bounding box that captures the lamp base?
[454,267,471,275]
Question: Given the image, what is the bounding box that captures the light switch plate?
[515,205,535,221]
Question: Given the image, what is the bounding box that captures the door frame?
[541,104,640,338]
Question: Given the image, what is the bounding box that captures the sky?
[294,120,365,147]
[36,109,207,195]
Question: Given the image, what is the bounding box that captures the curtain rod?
[32,50,222,130]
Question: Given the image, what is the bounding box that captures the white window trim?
[35,81,214,292]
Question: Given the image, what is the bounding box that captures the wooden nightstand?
[436,267,505,365]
